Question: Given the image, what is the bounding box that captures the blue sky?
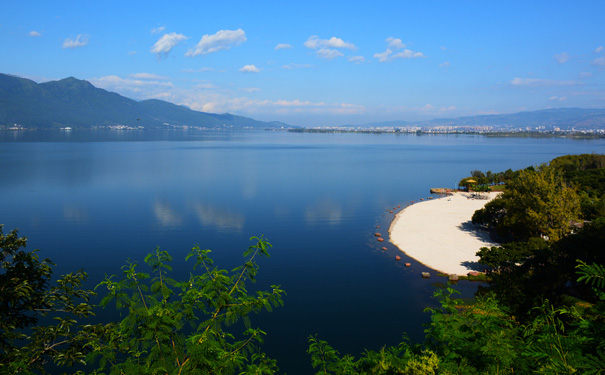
[1,1,604,126]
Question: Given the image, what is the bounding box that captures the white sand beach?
[389,192,500,275]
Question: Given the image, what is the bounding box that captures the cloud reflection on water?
[153,201,183,227]
[63,205,89,223]
[194,203,245,231]
[304,200,343,226]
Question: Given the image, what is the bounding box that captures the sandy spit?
[388,192,500,275]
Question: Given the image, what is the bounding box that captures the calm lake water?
[2,129,604,373]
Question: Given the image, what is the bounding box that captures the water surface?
[2,130,604,373]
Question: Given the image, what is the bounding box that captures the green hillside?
[0,74,290,129]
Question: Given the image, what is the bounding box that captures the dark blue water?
[1,130,604,373]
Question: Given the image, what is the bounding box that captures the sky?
[1,1,604,126]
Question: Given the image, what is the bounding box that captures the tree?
[0,226,102,373]
[473,165,580,242]
[89,236,284,374]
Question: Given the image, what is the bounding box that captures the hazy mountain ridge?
[358,108,605,130]
[0,74,290,129]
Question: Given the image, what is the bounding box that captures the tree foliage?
[473,165,580,242]
[0,225,103,373]
[89,236,284,375]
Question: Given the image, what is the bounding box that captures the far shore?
[388,191,500,276]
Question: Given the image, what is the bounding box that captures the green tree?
[89,236,284,375]
[0,226,103,373]
[473,165,580,242]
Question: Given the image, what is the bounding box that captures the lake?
[1,129,604,373]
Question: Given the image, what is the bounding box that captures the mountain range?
[355,108,605,130]
[1,73,605,131]
[0,73,289,129]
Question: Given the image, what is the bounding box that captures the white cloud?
[440,61,451,68]
[151,26,165,35]
[386,37,405,50]
[549,96,567,102]
[151,32,189,58]
[186,28,246,57]
[440,46,447,50]
[240,87,261,92]
[89,75,174,98]
[374,38,424,62]
[392,49,424,59]
[130,73,169,80]
[316,48,343,60]
[239,64,261,73]
[29,31,41,37]
[579,71,592,77]
[596,46,604,53]
[304,35,356,50]
[374,49,392,62]
[275,43,293,50]
[194,82,217,89]
[62,34,89,49]
[554,52,569,64]
[282,63,314,69]
[592,56,605,67]
[348,56,365,63]
[510,77,580,87]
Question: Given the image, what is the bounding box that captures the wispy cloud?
[275,43,293,50]
[549,96,567,102]
[29,31,41,37]
[348,56,365,63]
[591,56,605,67]
[130,73,170,80]
[151,26,165,35]
[240,87,261,92]
[374,37,424,62]
[595,46,603,53]
[554,52,569,64]
[282,63,314,69]
[510,77,581,87]
[316,48,343,60]
[89,75,175,98]
[151,32,189,58]
[439,61,451,68]
[194,82,217,89]
[240,64,261,73]
[304,35,357,50]
[62,34,89,49]
[186,28,246,57]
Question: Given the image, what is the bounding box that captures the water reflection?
[63,205,89,224]
[304,199,343,226]
[194,203,245,231]
[153,201,183,227]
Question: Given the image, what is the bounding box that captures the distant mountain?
[357,108,605,130]
[0,73,291,129]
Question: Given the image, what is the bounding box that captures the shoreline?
[388,191,500,276]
